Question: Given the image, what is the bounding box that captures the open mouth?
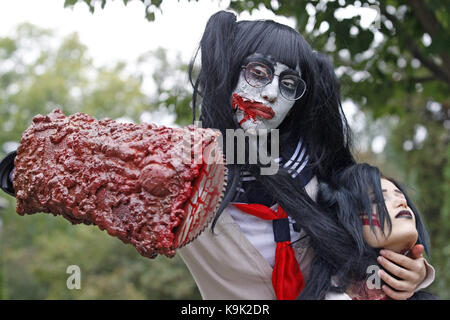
[232,94,275,124]
[395,210,413,219]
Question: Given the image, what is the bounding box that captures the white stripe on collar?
[237,137,309,184]
[288,147,307,172]
[283,139,303,169]
[291,155,309,178]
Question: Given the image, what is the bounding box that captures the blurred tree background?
[0,0,448,299]
[0,23,199,299]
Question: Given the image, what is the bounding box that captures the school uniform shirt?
[179,179,435,300]
[179,137,317,299]
[179,137,435,299]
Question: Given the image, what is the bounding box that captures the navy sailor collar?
[233,137,314,206]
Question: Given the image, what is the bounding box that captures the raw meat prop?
[10,109,226,258]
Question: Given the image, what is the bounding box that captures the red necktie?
[232,203,305,300]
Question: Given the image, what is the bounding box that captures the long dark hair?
[189,10,357,283]
[190,11,353,175]
[298,163,432,299]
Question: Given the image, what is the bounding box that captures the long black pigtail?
[190,11,358,289]
[189,11,241,230]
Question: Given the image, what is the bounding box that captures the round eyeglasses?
[242,61,306,101]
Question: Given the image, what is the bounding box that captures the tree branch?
[407,0,443,37]
[407,0,450,79]
[380,6,450,85]
[410,76,437,83]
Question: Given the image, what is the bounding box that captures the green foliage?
[65,0,450,117]
[384,99,450,298]
[16,0,450,299]
[139,48,194,126]
[64,0,164,21]
[0,23,200,300]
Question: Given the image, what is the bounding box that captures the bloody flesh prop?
[13,109,226,258]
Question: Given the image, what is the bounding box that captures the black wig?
[190,11,354,174]
[298,163,433,300]
[189,10,358,282]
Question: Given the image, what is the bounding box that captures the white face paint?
[232,61,297,134]
[362,178,418,253]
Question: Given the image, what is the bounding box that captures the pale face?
[361,178,418,253]
[232,60,296,134]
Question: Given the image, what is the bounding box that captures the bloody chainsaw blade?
[174,141,226,248]
[13,109,226,258]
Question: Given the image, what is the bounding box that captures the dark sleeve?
[0,150,16,197]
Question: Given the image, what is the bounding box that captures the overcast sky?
[0,0,297,67]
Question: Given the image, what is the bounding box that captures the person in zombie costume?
[178,11,434,300]
[296,163,436,300]
[0,10,434,301]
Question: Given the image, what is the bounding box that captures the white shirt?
[228,176,318,267]
[227,203,301,267]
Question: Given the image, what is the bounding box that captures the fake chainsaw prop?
[0,109,226,258]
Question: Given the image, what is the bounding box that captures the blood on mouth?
[232,93,275,125]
